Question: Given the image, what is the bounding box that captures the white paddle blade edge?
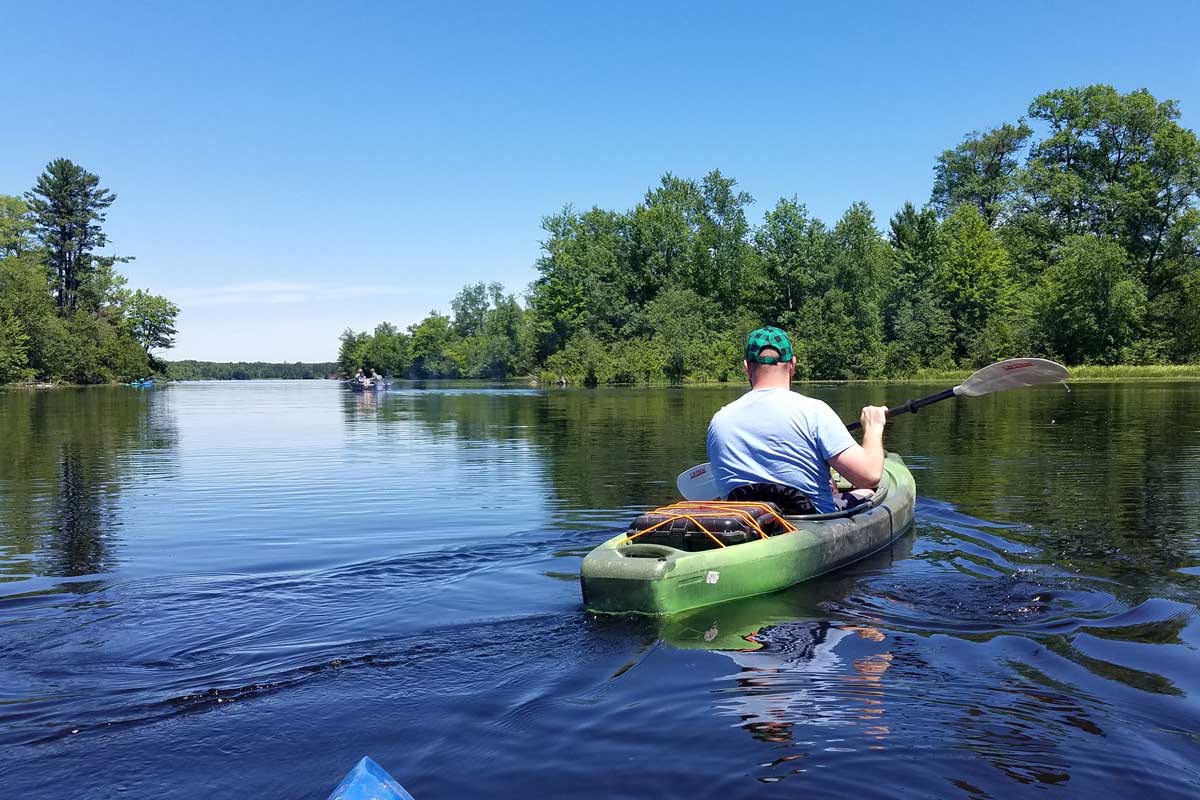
[954,358,1069,398]
[676,462,721,501]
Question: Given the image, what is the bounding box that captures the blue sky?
[4,1,1197,360]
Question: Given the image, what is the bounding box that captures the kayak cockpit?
[617,471,892,553]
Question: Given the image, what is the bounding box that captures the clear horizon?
[4,2,1196,361]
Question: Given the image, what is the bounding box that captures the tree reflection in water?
[0,387,178,581]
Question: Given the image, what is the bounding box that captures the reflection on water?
[0,380,1198,798]
[650,494,1199,794]
[0,388,177,581]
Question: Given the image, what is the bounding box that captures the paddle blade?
[954,358,1068,398]
[677,462,720,501]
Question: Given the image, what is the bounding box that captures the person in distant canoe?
[705,327,888,514]
[354,368,366,383]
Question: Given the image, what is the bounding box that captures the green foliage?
[166,361,337,380]
[1,164,176,384]
[753,197,830,321]
[0,251,53,380]
[932,122,1032,225]
[0,195,35,257]
[343,84,1200,382]
[1032,236,1146,364]
[450,282,493,338]
[364,323,410,376]
[124,290,179,355]
[1024,87,1200,295]
[407,312,458,378]
[56,311,150,384]
[939,204,1016,364]
[0,312,32,383]
[884,203,955,373]
[24,159,118,313]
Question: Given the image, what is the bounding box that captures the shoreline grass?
[890,364,1200,382]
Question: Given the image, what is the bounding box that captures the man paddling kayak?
[705,326,888,513]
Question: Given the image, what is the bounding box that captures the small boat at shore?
[580,454,916,616]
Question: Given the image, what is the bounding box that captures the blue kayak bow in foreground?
[328,757,415,800]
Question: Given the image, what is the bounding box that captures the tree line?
[166,360,337,380]
[1,159,179,384]
[339,84,1199,384]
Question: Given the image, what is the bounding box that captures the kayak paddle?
[676,357,1068,501]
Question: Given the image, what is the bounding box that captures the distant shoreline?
[7,363,1198,388]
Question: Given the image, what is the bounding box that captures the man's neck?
[750,375,791,391]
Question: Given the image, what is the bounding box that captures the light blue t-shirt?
[706,388,856,513]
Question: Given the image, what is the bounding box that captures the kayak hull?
[580,454,916,616]
[327,757,415,800]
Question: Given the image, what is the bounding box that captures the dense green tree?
[939,204,1016,363]
[932,121,1032,225]
[823,203,888,377]
[1025,87,1200,291]
[0,313,31,383]
[24,159,117,313]
[362,322,411,376]
[408,312,457,378]
[626,199,691,306]
[0,195,35,257]
[752,198,830,320]
[340,85,1200,383]
[451,282,496,338]
[1,162,173,384]
[167,361,337,380]
[57,311,149,384]
[337,328,371,376]
[643,287,739,383]
[785,289,857,380]
[0,251,57,376]
[471,288,526,379]
[124,290,180,357]
[528,206,628,358]
[1032,235,1146,364]
[696,169,756,308]
[884,203,955,372]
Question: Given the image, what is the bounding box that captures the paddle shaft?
[845,387,956,432]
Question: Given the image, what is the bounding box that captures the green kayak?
[580,454,916,616]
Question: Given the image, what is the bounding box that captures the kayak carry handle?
[618,543,678,559]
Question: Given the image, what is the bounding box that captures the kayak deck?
[580,454,916,616]
[328,757,415,800]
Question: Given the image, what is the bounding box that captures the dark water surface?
[1,380,1198,799]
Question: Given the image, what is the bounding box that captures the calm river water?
[1,380,1198,799]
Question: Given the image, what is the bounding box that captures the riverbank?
[535,363,1200,387]
[8,363,1199,389]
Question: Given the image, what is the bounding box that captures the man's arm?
[827,405,887,488]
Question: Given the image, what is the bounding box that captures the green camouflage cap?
[745,326,794,364]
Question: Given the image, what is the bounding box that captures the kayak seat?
[726,482,817,515]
